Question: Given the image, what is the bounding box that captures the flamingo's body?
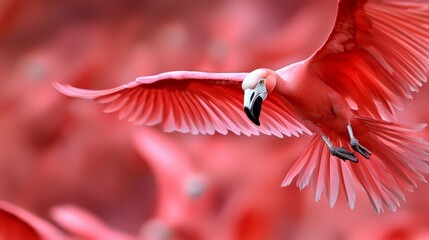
[277,62,352,134]
[55,0,429,212]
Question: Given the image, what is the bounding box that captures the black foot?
[330,146,358,163]
[350,139,372,159]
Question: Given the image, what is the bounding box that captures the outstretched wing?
[54,71,310,137]
[307,0,429,119]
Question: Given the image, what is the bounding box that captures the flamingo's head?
[242,68,277,126]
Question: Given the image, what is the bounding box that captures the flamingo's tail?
[281,116,429,213]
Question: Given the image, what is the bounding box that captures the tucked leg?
[322,135,357,162]
[347,125,372,159]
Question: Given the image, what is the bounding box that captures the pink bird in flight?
[55,0,429,213]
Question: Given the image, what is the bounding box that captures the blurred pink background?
[1,0,429,239]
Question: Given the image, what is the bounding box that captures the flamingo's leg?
[347,124,372,159]
[322,135,358,162]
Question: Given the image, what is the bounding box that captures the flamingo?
[54,0,429,213]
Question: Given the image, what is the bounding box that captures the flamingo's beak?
[243,87,266,126]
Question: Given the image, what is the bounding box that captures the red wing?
[307,0,429,119]
[54,71,310,137]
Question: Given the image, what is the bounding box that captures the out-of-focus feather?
[0,201,65,240]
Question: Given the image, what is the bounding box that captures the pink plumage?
[53,71,310,137]
[54,0,429,213]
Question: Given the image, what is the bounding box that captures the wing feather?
[327,139,341,207]
[104,90,130,113]
[204,89,241,135]
[128,90,146,123]
[176,92,194,134]
[340,162,357,209]
[182,91,205,134]
[161,89,176,133]
[147,90,164,126]
[118,88,139,120]
[54,71,309,137]
[307,0,429,119]
[316,141,329,201]
[196,95,229,135]
[192,95,216,135]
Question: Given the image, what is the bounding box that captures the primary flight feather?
[55,0,429,213]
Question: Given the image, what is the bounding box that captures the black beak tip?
[244,106,260,126]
